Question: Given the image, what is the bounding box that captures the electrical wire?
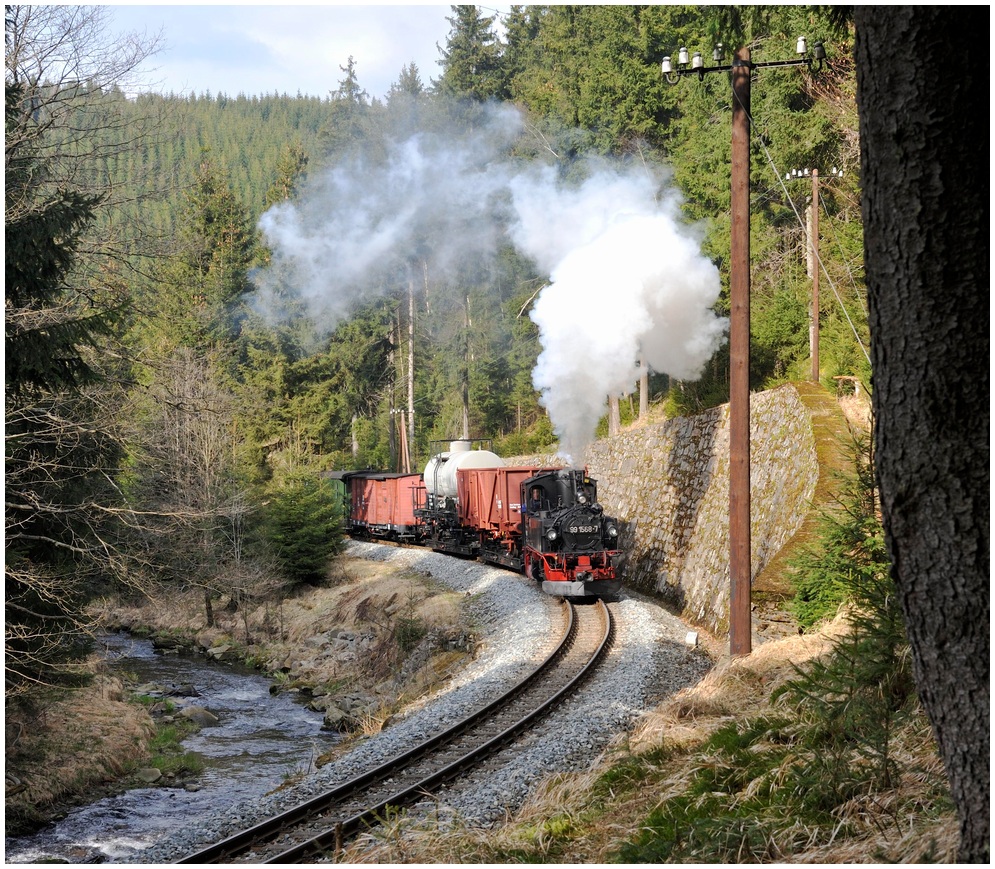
[732,83,871,365]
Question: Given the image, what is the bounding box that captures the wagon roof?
[324,469,421,482]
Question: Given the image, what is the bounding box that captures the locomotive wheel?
[526,555,544,585]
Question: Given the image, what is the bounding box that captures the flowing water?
[4,632,340,863]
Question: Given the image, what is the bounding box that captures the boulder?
[321,703,355,732]
[178,706,220,727]
[133,682,165,697]
[164,683,199,698]
[341,691,377,712]
[205,644,232,661]
[306,696,331,714]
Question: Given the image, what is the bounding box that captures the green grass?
[614,713,856,863]
[144,719,205,778]
[132,693,177,713]
[588,747,671,808]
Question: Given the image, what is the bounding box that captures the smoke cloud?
[254,104,524,323]
[253,104,726,462]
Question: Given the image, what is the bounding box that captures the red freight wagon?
[339,471,425,541]
[457,465,561,570]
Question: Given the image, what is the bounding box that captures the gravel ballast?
[132,541,712,862]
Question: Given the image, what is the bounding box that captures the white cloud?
[105,4,454,99]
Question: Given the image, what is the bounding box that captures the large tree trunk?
[854,8,988,861]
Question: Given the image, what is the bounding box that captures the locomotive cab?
[522,469,621,598]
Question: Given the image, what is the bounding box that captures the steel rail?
[267,599,613,863]
[177,600,582,864]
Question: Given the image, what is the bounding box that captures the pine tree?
[264,141,309,209]
[150,158,257,350]
[5,83,117,398]
[435,5,506,101]
[321,56,372,159]
[5,80,123,693]
[388,62,425,100]
[264,470,343,586]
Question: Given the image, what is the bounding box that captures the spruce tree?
[321,56,372,159]
[265,470,343,586]
[5,81,122,694]
[5,84,116,398]
[435,5,506,101]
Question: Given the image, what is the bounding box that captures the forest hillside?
[7,4,980,862]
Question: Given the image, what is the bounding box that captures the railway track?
[176,598,614,864]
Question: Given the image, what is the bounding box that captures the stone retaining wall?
[588,384,818,634]
[510,384,819,636]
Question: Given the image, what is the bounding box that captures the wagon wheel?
[526,553,544,585]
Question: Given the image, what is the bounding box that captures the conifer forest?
[5,5,987,862]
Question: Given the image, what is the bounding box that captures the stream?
[4,632,340,864]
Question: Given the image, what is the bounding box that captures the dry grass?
[628,615,847,754]
[5,674,156,832]
[333,613,958,864]
[93,553,473,692]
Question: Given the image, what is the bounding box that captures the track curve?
[176,599,614,864]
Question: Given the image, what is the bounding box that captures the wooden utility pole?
[397,410,410,473]
[408,273,416,463]
[662,37,824,658]
[728,46,752,657]
[791,166,827,382]
[388,316,397,470]
[809,168,820,382]
[639,354,649,419]
[608,394,621,436]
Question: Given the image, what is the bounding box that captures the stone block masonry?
[583,384,819,637]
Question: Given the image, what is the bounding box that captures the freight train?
[329,440,622,599]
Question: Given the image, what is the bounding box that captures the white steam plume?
[253,104,524,323]
[253,106,726,462]
[510,162,726,462]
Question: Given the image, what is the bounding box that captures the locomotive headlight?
[546,528,558,541]
[606,523,618,538]
[577,493,588,504]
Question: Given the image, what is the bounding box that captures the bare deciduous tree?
[4,387,138,695]
[122,349,252,625]
[5,7,164,695]
[5,5,164,205]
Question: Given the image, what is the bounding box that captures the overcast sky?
[104,3,510,102]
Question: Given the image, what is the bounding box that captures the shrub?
[790,432,885,629]
[264,470,343,586]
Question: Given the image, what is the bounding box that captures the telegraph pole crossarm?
[661,38,825,83]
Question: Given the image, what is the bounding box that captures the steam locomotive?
[330,440,622,599]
